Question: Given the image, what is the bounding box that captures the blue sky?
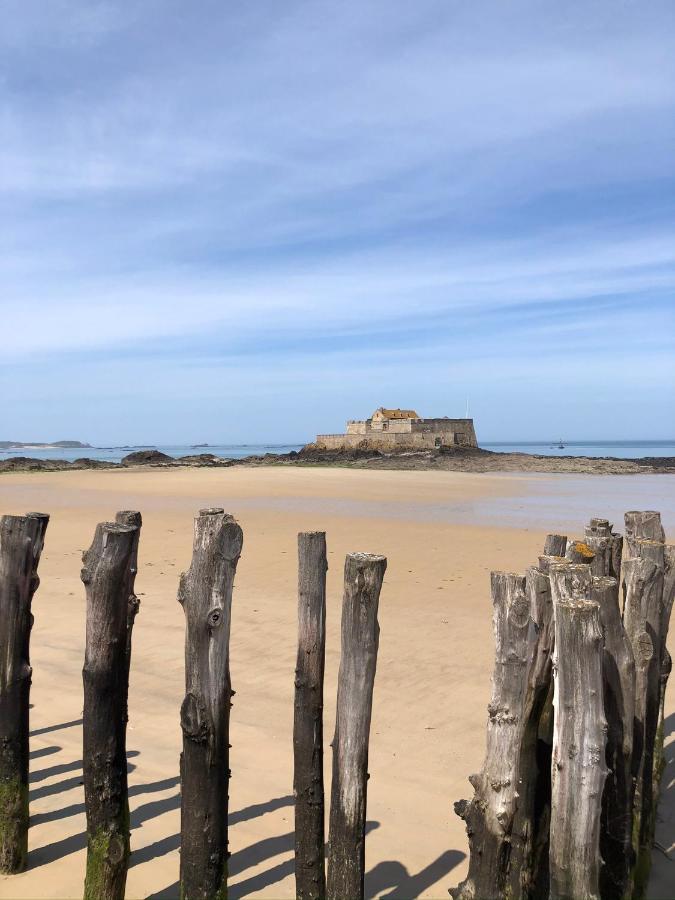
[1,0,674,443]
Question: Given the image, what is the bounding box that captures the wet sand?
[0,467,673,899]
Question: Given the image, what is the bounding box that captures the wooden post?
[294,532,327,900]
[81,521,138,900]
[178,509,243,900]
[565,540,595,565]
[584,518,623,581]
[592,576,636,900]
[655,545,675,793]
[327,552,386,900]
[451,572,531,900]
[625,510,664,557]
[508,565,556,900]
[549,563,607,900]
[0,512,49,873]
[114,510,142,693]
[622,548,664,891]
[544,534,567,557]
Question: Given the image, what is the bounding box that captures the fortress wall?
[313,419,478,451]
[314,432,451,451]
[411,419,478,447]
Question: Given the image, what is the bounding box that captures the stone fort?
[312,407,478,451]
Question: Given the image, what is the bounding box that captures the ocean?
[1,439,674,464]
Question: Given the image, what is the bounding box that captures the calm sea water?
[1,439,673,464]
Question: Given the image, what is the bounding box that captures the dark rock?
[121,450,174,466]
[176,454,234,467]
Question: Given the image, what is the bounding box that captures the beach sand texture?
[0,467,673,899]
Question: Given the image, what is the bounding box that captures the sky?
[1,0,674,444]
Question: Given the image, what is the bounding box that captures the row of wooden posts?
[453,511,674,900]
[0,507,385,900]
[0,507,672,900]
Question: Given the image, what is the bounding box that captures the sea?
[1,440,674,464]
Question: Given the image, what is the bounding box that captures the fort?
[311,407,478,452]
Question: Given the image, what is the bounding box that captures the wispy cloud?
[1,0,674,440]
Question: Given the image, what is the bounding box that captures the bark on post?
[327,552,386,900]
[81,521,137,900]
[178,509,243,900]
[592,576,636,900]
[114,510,142,693]
[544,534,567,557]
[294,532,328,900]
[451,572,531,900]
[622,550,664,891]
[0,512,49,873]
[549,563,607,900]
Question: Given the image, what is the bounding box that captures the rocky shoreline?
[1,446,674,475]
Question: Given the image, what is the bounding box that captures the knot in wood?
[454,799,469,820]
[207,607,223,628]
[636,631,653,663]
[107,834,126,865]
[509,595,530,628]
[180,692,209,742]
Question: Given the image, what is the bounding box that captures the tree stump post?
[655,545,675,794]
[565,540,595,566]
[0,512,49,873]
[584,518,623,582]
[81,521,138,900]
[544,534,567,557]
[507,564,557,900]
[114,510,142,695]
[451,572,532,900]
[294,532,328,900]
[327,552,386,900]
[549,563,607,900]
[178,509,243,900]
[625,511,664,557]
[622,548,664,892]
[592,576,636,900]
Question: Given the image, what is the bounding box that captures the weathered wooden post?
[507,561,557,899]
[625,510,664,557]
[622,546,664,891]
[81,520,138,900]
[114,510,142,692]
[178,509,243,900]
[592,575,636,900]
[549,563,607,900]
[451,572,531,900]
[655,544,675,791]
[544,534,567,557]
[565,539,595,565]
[584,518,623,581]
[294,532,328,900]
[0,512,49,873]
[327,552,386,900]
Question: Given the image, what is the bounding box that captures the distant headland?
[0,440,92,450]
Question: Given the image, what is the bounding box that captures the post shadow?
[31,775,180,828]
[365,848,465,899]
[29,745,61,760]
[30,718,83,737]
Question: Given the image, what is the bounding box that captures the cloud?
[1,0,674,439]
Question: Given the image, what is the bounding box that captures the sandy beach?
[0,466,673,899]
